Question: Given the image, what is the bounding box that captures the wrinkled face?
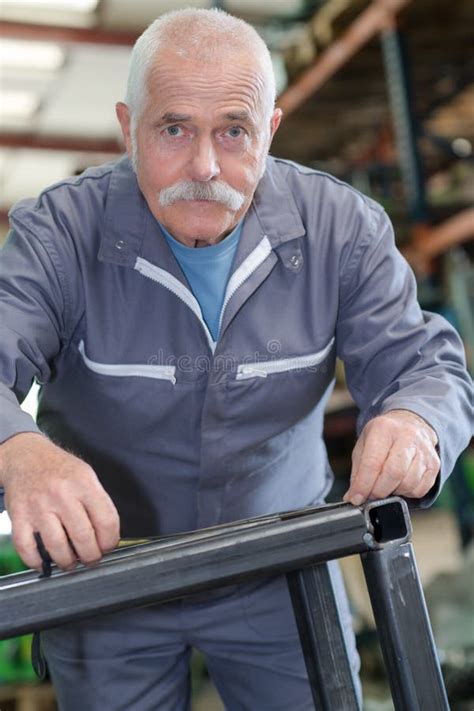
[116,50,281,246]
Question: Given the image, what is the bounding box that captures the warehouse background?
[0,1,473,709]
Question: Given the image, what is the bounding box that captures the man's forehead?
[144,66,267,123]
[147,50,266,101]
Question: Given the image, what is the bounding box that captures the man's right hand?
[0,432,120,571]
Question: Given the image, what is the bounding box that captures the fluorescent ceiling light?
[0,90,41,121]
[225,0,305,16]
[0,512,12,537]
[1,0,98,11]
[0,40,64,72]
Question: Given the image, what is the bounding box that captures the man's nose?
[189,136,220,182]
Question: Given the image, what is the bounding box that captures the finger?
[344,428,391,504]
[11,519,43,571]
[343,438,364,504]
[404,466,439,499]
[397,439,440,498]
[62,502,102,565]
[82,486,120,553]
[393,452,425,497]
[37,512,77,570]
[349,436,363,482]
[368,442,417,500]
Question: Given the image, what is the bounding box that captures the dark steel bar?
[287,563,361,710]
[361,541,449,711]
[0,498,409,640]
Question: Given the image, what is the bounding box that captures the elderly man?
[0,7,472,711]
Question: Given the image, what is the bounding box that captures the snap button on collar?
[277,240,303,272]
[287,250,303,272]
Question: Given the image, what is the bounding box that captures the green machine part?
[0,537,37,682]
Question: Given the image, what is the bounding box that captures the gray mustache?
[158,180,246,211]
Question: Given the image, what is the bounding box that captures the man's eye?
[165,125,182,137]
[227,126,244,138]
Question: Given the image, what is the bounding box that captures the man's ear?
[269,108,283,144]
[116,102,133,158]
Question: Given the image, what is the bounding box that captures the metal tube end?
[362,497,412,548]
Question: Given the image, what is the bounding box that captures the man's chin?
[159,211,236,245]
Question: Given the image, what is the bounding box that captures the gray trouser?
[41,565,360,710]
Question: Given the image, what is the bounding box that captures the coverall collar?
[98,154,306,274]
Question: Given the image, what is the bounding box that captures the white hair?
[125,7,276,132]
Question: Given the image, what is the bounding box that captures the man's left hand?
[343,410,440,505]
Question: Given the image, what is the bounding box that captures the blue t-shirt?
[160,220,243,341]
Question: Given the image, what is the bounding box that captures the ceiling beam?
[0,132,122,153]
[0,20,139,46]
[278,0,413,118]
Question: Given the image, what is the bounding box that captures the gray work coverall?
[0,155,472,710]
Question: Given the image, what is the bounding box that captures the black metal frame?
[287,563,361,709]
[0,497,449,710]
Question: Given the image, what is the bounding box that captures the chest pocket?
[78,340,177,383]
[235,337,334,381]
